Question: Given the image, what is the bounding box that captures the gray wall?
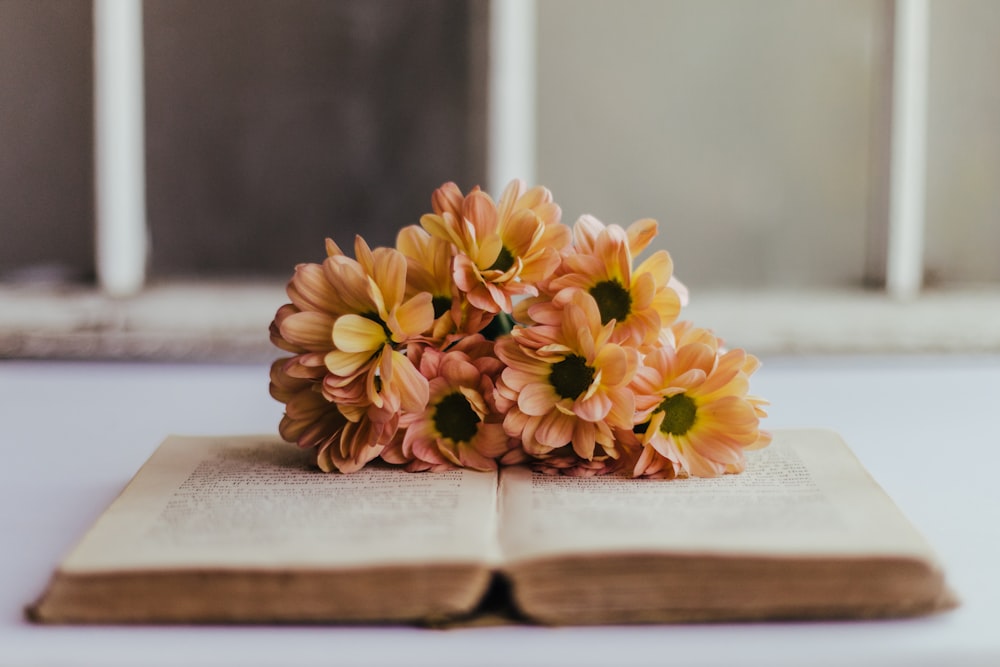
[0,0,94,283]
[536,0,885,290]
[536,0,1000,290]
[925,0,1000,286]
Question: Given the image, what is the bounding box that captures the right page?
[497,429,954,624]
[498,429,936,561]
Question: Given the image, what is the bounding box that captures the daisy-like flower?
[420,179,571,314]
[269,236,435,471]
[382,335,511,471]
[302,237,431,415]
[571,214,690,308]
[495,290,639,468]
[395,225,492,343]
[269,356,347,452]
[629,322,771,478]
[539,216,682,347]
[268,179,772,480]
[269,356,392,474]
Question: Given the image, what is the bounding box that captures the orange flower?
[382,336,511,471]
[315,414,400,474]
[537,217,682,347]
[269,236,435,471]
[572,214,690,308]
[495,290,639,467]
[268,180,770,479]
[269,356,347,451]
[420,180,571,313]
[270,356,395,474]
[282,237,432,416]
[629,323,770,478]
[395,224,492,342]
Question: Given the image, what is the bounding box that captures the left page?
[61,435,501,573]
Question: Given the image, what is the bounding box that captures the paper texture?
[33,429,954,625]
[498,429,936,562]
[62,435,499,572]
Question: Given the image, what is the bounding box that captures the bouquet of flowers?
[269,180,769,478]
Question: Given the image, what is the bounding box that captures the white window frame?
[2,0,1000,360]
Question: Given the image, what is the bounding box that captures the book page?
[498,429,937,562]
[62,435,500,573]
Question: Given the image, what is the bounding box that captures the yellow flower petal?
[478,233,505,270]
[391,291,434,339]
[371,247,407,313]
[390,349,430,413]
[325,237,344,257]
[332,314,387,353]
[594,343,629,386]
[626,218,658,255]
[502,209,544,257]
[635,250,673,288]
[494,179,524,222]
[324,349,372,377]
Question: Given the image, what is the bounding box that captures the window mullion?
[487,0,537,193]
[886,0,930,300]
[94,0,147,297]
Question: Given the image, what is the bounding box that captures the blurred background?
[1,0,999,359]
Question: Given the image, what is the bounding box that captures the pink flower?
[269,236,435,471]
[540,217,683,347]
[382,336,511,471]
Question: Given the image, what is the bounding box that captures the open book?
[29,429,955,625]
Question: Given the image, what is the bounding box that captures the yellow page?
[62,435,500,572]
[498,429,937,562]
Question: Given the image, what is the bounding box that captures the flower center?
[589,279,632,325]
[431,295,452,320]
[549,354,596,400]
[433,392,481,443]
[487,246,515,272]
[657,393,697,436]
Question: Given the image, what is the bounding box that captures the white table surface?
[1,356,998,667]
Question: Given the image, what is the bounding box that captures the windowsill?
[0,281,287,362]
[2,282,1000,360]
